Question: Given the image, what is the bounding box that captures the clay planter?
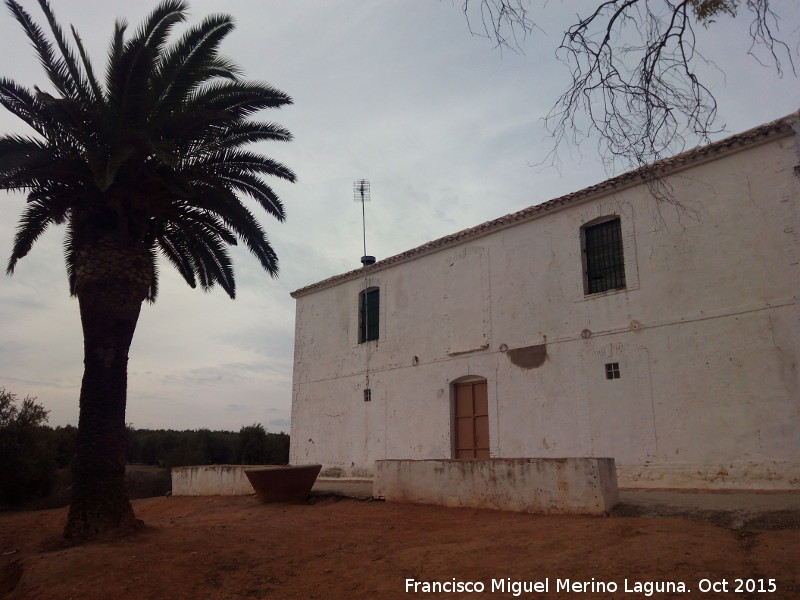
[245,464,322,503]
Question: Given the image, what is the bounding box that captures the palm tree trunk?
[63,234,151,541]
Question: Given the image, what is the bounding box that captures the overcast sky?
[1,0,799,432]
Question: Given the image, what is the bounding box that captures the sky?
[1,0,799,432]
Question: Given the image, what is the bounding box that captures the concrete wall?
[290,127,800,489]
[171,465,257,496]
[374,458,619,515]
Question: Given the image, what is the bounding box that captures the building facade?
[289,113,800,489]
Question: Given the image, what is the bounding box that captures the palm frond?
[62,215,77,295]
[199,121,293,150]
[70,26,103,102]
[34,91,99,149]
[185,80,293,119]
[185,149,293,221]
[107,1,188,119]
[185,229,235,296]
[6,197,60,274]
[156,227,197,289]
[0,137,88,193]
[172,205,238,245]
[105,18,127,95]
[192,185,279,277]
[159,219,236,296]
[0,78,49,135]
[131,0,187,55]
[110,1,192,113]
[107,38,157,121]
[136,149,295,236]
[35,0,93,102]
[0,134,48,176]
[188,149,294,178]
[5,0,77,98]
[145,244,159,302]
[163,118,287,158]
[151,14,236,112]
[27,189,70,224]
[222,172,286,221]
[203,56,241,80]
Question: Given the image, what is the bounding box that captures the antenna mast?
[354,179,374,399]
[354,180,374,266]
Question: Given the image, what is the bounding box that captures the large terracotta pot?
[245,464,322,503]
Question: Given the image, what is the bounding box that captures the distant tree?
[163,428,237,467]
[0,389,56,506]
[51,424,77,468]
[264,430,290,465]
[208,430,238,463]
[1,0,294,541]
[238,423,270,464]
[127,427,278,467]
[238,424,289,465]
[461,0,797,172]
[140,431,164,465]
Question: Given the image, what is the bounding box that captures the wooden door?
[454,380,489,459]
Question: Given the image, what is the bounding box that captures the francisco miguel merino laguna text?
[405,577,690,596]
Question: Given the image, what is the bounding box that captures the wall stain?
[507,344,547,369]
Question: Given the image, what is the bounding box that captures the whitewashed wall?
[290,129,800,489]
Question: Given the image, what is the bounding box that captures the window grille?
[584,218,626,294]
[605,362,621,380]
[359,288,379,343]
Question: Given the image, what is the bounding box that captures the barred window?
[584,218,626,294]
[605,362,621,380]
[358,287,379,343]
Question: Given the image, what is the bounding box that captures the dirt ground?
[2,494,798,600]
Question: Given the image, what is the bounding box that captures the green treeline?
[1,389,289,507]
[127,425,290,469]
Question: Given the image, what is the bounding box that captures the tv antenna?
[354,179,375,398]
[354,179,375,266]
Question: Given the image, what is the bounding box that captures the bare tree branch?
[462,0,536,51]
[744,0,795,75]
[461,0,798,183]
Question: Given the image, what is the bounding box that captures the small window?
[605,362,621,380]
[363,388,372,402]
[359,287,379,343]
[584,218,626,294]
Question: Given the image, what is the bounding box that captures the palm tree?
[0,0,295,541]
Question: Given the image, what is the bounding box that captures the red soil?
[1,494,798,599]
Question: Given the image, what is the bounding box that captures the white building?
[289,112,800,489]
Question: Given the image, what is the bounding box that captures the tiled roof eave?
[290,111,798,299]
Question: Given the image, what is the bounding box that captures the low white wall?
[617,461,800,490]
[171,465,259,496]
[374,458,619,515]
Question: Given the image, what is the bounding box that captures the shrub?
[0,389,56,507]
[238,424,289,465]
